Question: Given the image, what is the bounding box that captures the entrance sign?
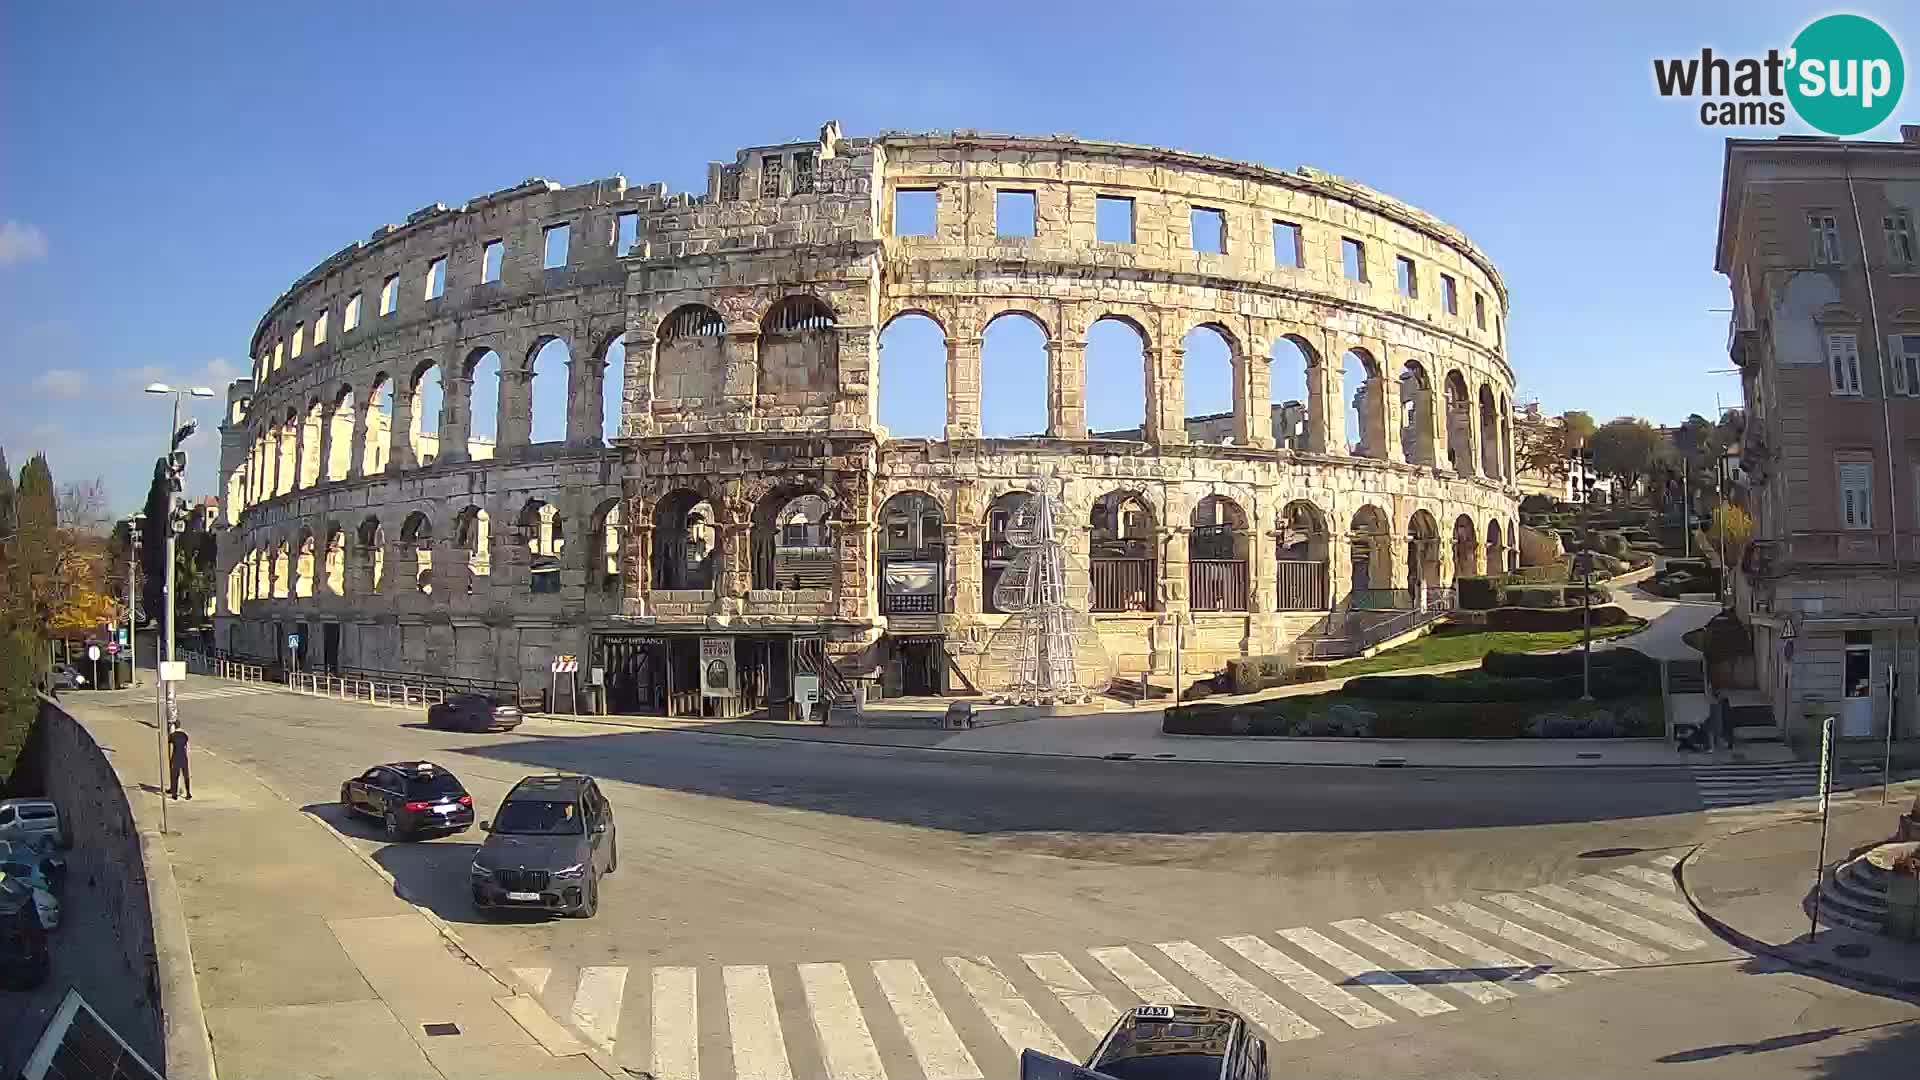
[701,637,735,698]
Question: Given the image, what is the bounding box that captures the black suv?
[470,775,615,918]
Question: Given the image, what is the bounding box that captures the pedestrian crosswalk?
[1691,761,1875,811]
[506,854,1710,1077]
[172,683,280,703]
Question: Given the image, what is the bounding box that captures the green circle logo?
[1788,14,1904,135]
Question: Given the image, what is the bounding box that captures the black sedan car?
[426,693,523,733]
[471,774,616,918]
[1022,1004,1267,1080]
[339,761,474,840]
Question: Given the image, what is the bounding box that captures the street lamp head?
[144,383,172,395]
[189,387,216,398]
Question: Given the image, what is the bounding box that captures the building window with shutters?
[1839,459,1873,530]
[1827,332,1863,395]
[1892,333,1920,397]
[1810,213,1842,264]
[1887,211,1915,264]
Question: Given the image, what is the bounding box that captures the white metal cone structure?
[984,487,1113,703]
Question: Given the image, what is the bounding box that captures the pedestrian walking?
[167,723,192,800]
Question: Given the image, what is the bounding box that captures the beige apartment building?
[1718,127,1920,755]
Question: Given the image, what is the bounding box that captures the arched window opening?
[1479,385,1501,479]
[1452,515,1481,580]
[325,387,355,482]
[877,313,947,438]
[1444,371,1473,475]
[591,500,623,595]
[294,531,315,598]
[401,512,434,594]
[1090,491,1155,612]
[654,306,728,421]
[1405,510,1442,604]
[601,335,626,443]
[362,375,392,477]
[465,349,501,460]
[1486,519,1507,575]
[1270,336,1315,451]
[530,338,571,445]
[324,526,345,596]
[298,400,324,488]
[276,409,297,496]
[1343,349,1386,458]
[1182,325,1236,445]
[1500,393,1515,481]
[751,490,835,591]
[1085,318,1147,437]
[1276,500,1330,610]
[410,363,443,466]
[983,490,1036,615]
[227,561,244,613]
[879,492,945,616]
[359,517,386,594]
[456,507,491,582]
[981,312,1047,437]
[1348,505,1391,602]
[652,490,716,592]
[519,500,564,594]
[272,540,291,599]
[758,298,839,408]
[1398,361,1434,466]
[1189,495,1249,611]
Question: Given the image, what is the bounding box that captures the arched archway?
[455,506,491,585]
[362,375,392,477]
[1183,324,1238,445]
[1270,335,1318,451]
[655,305,727,422]
[983,490,1036,614]
[877,312,946,438]
[1348,505,1391,599]
[464,348,502,460]
[293,529,316,598]
[1405,510,1442,599]
[600,334,626,443]
[751,488,835,591]
[1479,384,1501,479]
[981,311,1048,437]
[758,297,839,409]
[588,499,623,596]
[1085,317,1148,437]
[1343,349,1386,458]
[1444,371,1473,475]
[1486,518,1507,574]
[358,516,386,593]
[1189,494,1249,611]
[1090,490,1155,612]
[518,499,564,593]
[1499,393,1514,481]
[325,386,355,481]
[324,525,345,596]
[652,489,717,591]
[1398,360,1434,466]
[878,492,946,617]
[297,400,323,488]
[408,362,442,466]
[400,511,434,594]
[1276,500,1330,610]
[1452,514,1481,580]
[529,338,570,444]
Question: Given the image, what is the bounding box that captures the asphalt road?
[85,682,1919,1078]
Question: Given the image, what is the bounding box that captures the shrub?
[1224,654,1291,694]
[1456,576,1501,610]
[1163,696,1662,738]
[1482,604,1632,631]
[1505,586,1564,608]
[1483,646,1657,679]
[1527,711,1629,738]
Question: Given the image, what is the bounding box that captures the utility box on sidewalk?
[943,701,976,729]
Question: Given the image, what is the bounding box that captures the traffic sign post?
[87,644,101,692]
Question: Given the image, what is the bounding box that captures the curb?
[138,827,219,1080]
[1674,819,1920,995]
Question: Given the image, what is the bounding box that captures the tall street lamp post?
[146,383,214,832]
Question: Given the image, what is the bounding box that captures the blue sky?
[3,2,1914,510]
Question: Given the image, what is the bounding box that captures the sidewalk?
[1678,798,1920,992]
[67,700,610,1080]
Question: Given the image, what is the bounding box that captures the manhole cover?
[1578,847,1646,859]
[1834,943,1872,959]
[423,1022,461,1036]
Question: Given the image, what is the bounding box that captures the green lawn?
[1327,621,1647,677]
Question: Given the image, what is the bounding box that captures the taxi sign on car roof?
[1132,1004,1176,1020]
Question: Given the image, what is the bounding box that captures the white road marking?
[1574,874,1699,922]
[871,959,981,1080]
[1484,894,1667,965]
[512,966,551,997]
[945,956,1072,1059]
[1089,946,1183,1004]
[798,962,887,1080]
[650,966,700,1080]
[570,966,627,1055]
[1614,865,1681,892]
[724,965,794,1080]
[1438,901,1618,975]
[1218,934,1392,1028]
[1384,911,1568,990]
[1276,927,1454,1018]
[1154,940,1320,1043]
[1530,884,1708,952]
[1329,919,1515,1005]
[1020,952,1117,1038]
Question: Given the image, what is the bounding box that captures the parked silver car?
[0,799,66,849]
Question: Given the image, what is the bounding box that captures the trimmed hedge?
[1163,696,1663,739]
[1224,654,1291,694]
[1456,576,1501,610]
[1451,604,1633,631]
[1481,646,1656,679]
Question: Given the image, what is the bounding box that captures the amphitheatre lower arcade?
[215,123,1520,715]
